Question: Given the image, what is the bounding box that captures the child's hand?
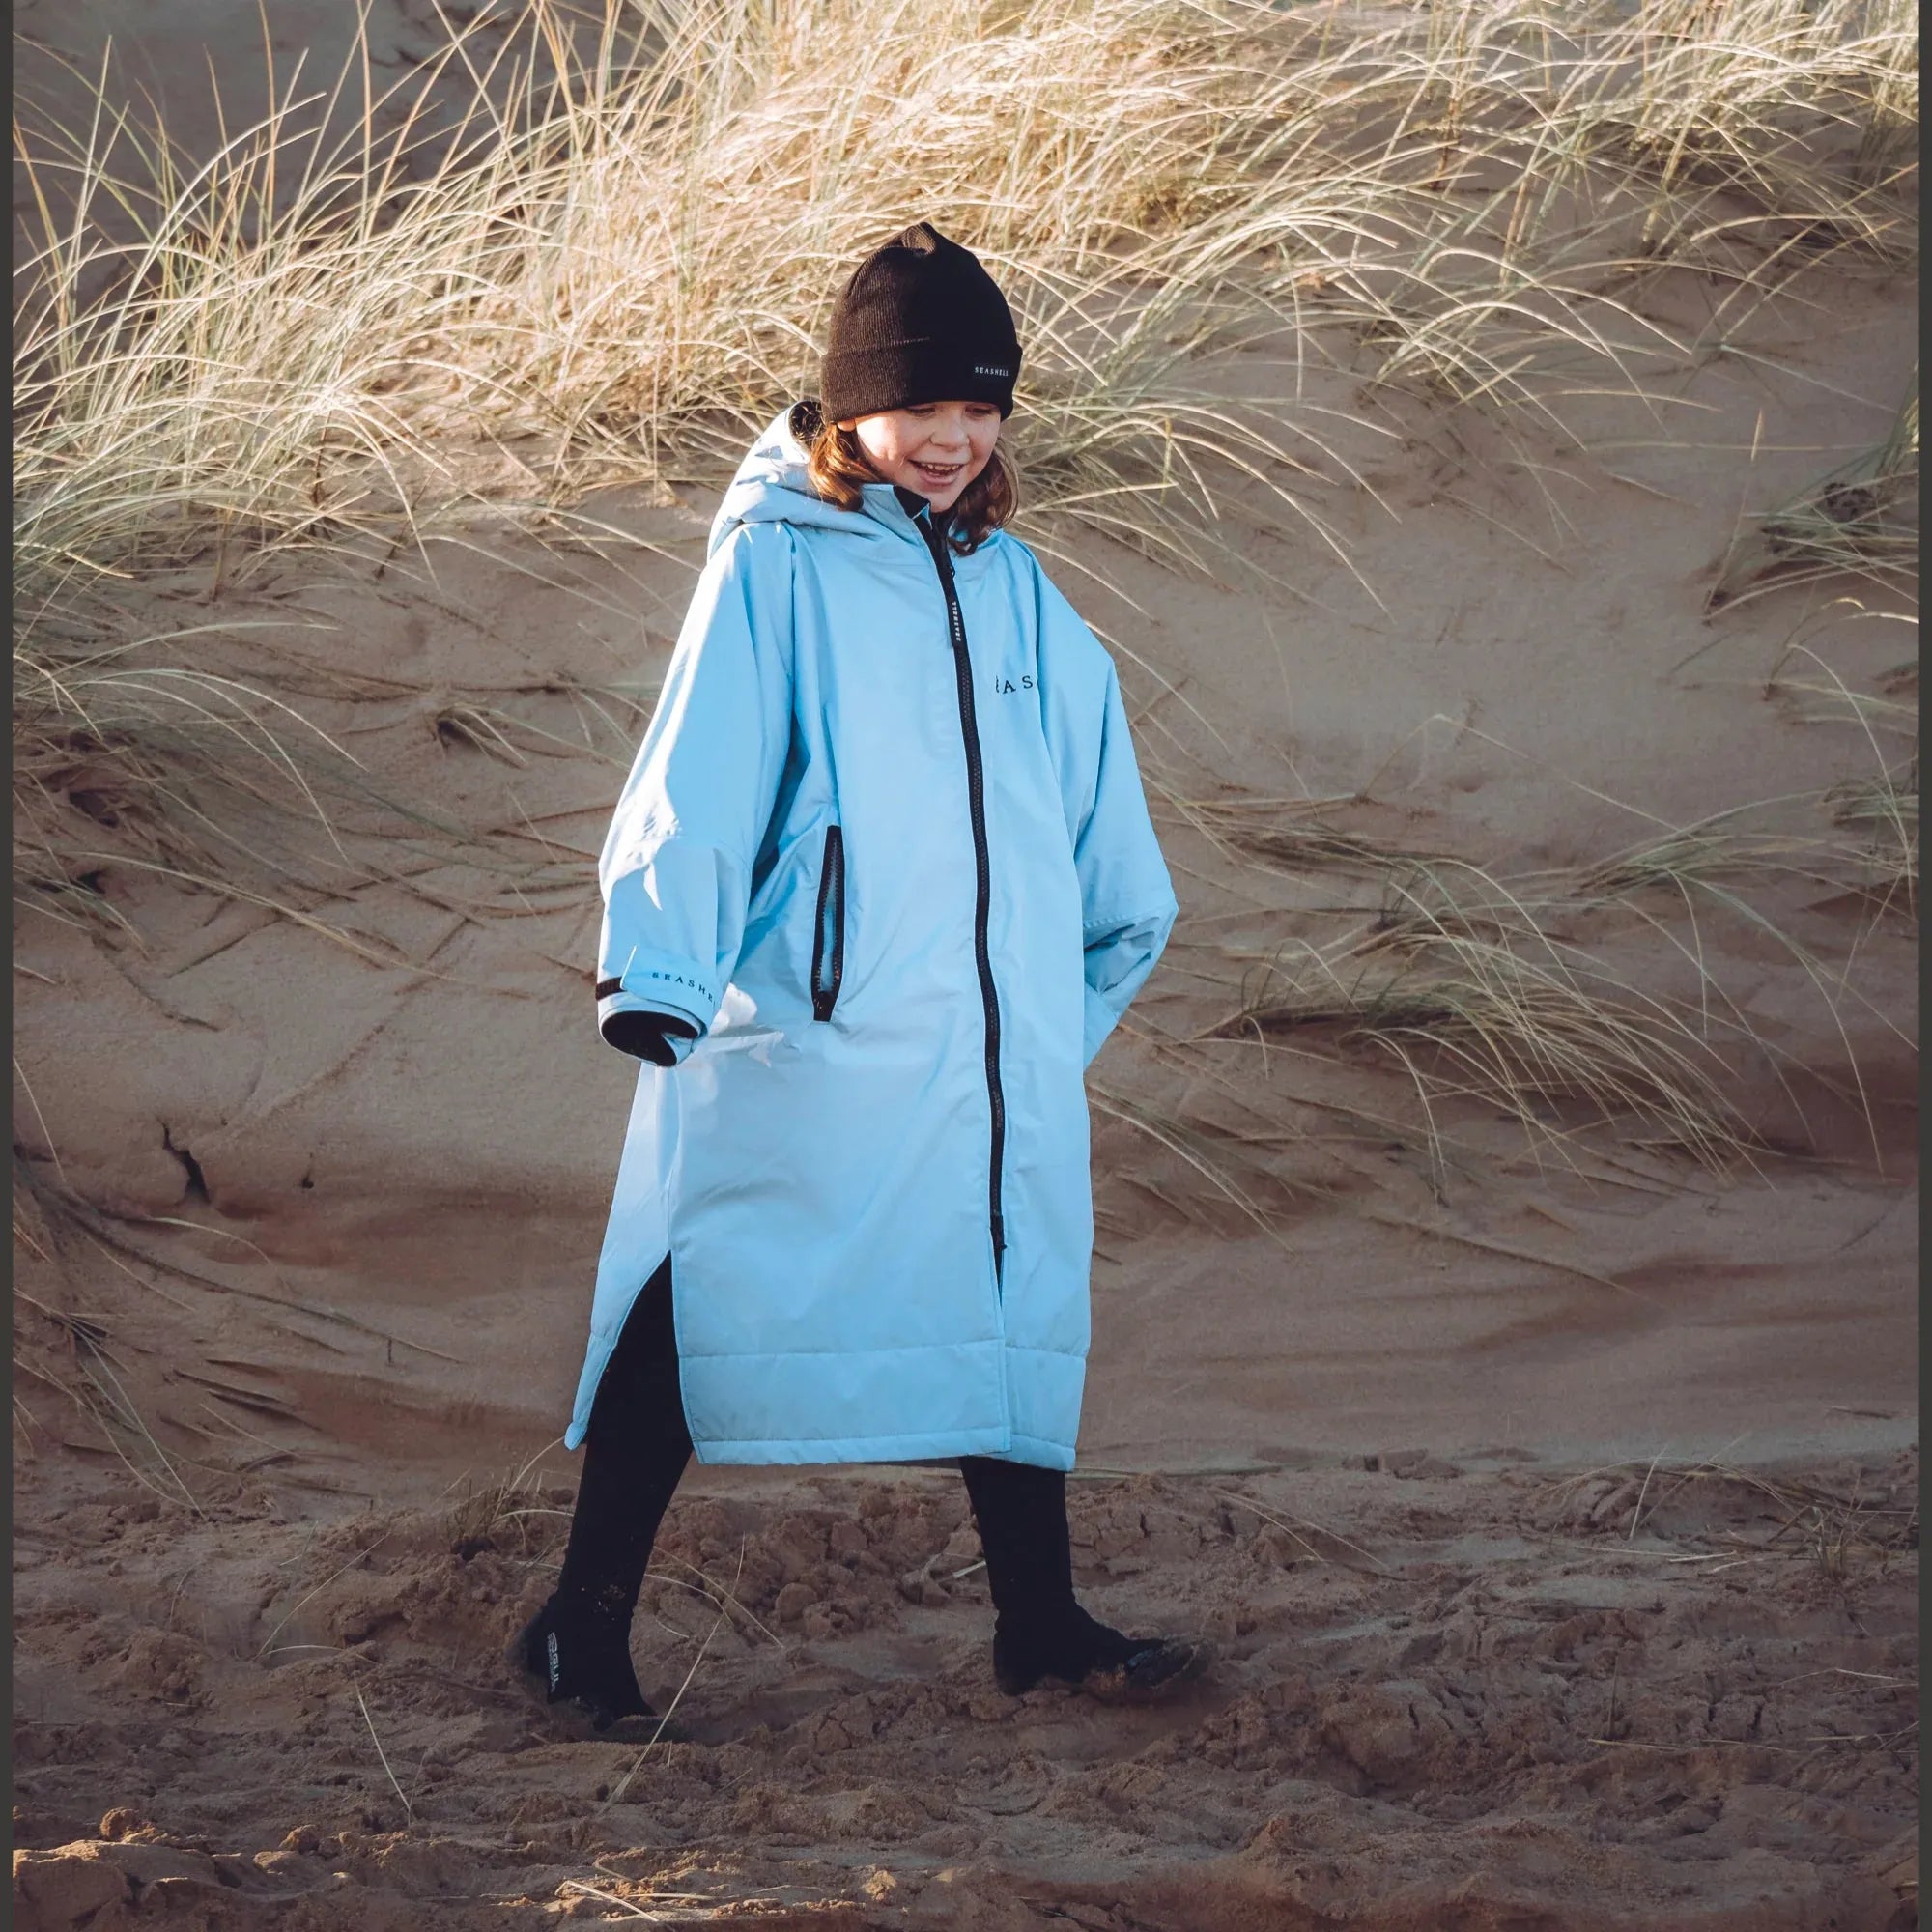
[601,1010,699,1066]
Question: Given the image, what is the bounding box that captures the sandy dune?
[12,2,1918,1926]
[13,1449,1919,1928]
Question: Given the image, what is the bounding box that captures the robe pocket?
[809,824,846,1022]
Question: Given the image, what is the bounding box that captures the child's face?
[841,401,1002,513]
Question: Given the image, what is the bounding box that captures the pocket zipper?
[810,825,845,1021]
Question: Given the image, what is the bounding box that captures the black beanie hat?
[820,222,1023,424]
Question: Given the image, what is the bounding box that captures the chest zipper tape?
[920,512,1007,1279]
[810,824,845,1021]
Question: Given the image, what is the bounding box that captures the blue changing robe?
[567,406,1177,1469]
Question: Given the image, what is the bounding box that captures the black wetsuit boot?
[958,1455,1204,1696]
[513,1257,692,1735]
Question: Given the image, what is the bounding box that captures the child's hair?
[798,401,1018,553]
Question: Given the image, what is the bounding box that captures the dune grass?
[1209,853,1755,1174]
[1171,761,1916,1195]
[1544,1455,1918,1576]
[10,0,1919,1209]
[15,0,1914,585]
[1826,761,1918,901]
[445,1453,566,1562]
[1714,368,1919,611]
[12,609,376,930]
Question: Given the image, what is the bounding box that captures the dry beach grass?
[10,1,1918,1925]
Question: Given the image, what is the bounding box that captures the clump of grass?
[446,1464,565,1564]
[1577,816,1826,902]
[1215,863,1753,1175]
[1195,761,1916,1185]
[1245,0,1916,436]
[9,0,1340,602]
[1714,369,1919,610]
[1546,1455,1919,1577]
[1750,635,1919,913]
[13,587,640,943]
[12,607,370,928]
[12,1260,207,1516]
[1162,790,1449,883]
[1767,641,1920,737]
[1827,760,1918,904]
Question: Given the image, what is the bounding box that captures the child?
[516,223,1200,1736]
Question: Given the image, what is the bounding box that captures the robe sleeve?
[595,525,795,1061]
[1034,565,1179,1068]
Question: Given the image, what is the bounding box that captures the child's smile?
[842,400,1003,512]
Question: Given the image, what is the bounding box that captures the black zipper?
[810,824,845,1022]
[919,511,1007,1274]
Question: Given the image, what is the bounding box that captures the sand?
[12,3,1918,1927]
[11,1450,1921,1929]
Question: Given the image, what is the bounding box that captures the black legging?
[554,1256,1083,1636]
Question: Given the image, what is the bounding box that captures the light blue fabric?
[566,406,1177,1469]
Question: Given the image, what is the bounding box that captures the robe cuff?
[595,953,718,1057]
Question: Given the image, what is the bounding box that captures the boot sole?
[1083,1637,1213,1704]
[996,1637,1213,1703]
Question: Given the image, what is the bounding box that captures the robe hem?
[689,1427,1074,1471]
[673,1338,1082,1362]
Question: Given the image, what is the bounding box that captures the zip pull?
[913,502,957,584]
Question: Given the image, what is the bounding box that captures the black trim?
[594,976,623,999]
[810,824,846,1022]
[919,511,1007,1274]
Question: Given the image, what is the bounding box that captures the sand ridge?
[12,1447,1919,1928]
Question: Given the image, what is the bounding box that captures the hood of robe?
[707,402,980,560]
